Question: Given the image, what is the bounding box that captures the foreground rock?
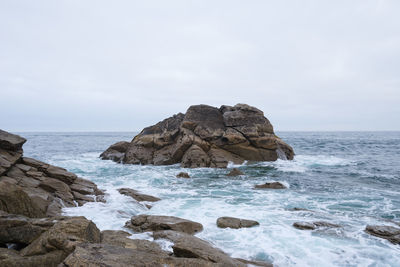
[118,188,161,202]
[125,215,203,235]
[254,182,287,189]
[365,225,400,244]
[153,230,246,266]
[176,172,190,178]
[101,104,294,168]
[0,130,104,218]
[217,217,259,229]
[226,168,244,177]
[293,221,341,230]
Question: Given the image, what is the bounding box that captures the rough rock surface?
[118,188,161,202]
[226,168,244,176]
[0,129,104,218]
[125,215,203,235]
[254,182,287,189]
[365,225,400,244]
[293,221,341,230]
[101,104,294,168]
[216,217,259,229]
[153,230,246,266]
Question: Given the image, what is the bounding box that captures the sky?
[1,0,399,131]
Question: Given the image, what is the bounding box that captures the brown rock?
[0,181,45,218]
[153,230,245,266]
[0,248,67,267]
[226,168,244,177]
[176,172,190,178]
[365,225,400,244]
[293,221,341,230]
[125,215,203,235]
[101,104,294,168]
[254,182,287,189]
[21,216,101,256]
[0,130,26,151]
[216,217,259,229]
[118,188,160,202]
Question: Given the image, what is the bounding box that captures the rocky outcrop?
[118,188,161,202]
[153,230,246,266]
[101,104,294,168]
[0,130,104,218]
[293,221,341,230]
[125,215,203,235]
[254,182,287,189]
[216,217,259,229]
[365,225,400,244]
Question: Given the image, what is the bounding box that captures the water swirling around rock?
[21,131,400,266]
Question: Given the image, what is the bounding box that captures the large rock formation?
[101,104,294,168]
[0,130,104,218]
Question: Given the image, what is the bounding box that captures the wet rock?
[216,217,259,229]
[226,168,244,177]
[0,248,67,267]
[101,104,294,168]
[254,182,287,189]
[153,230,245,266]
[176,172,190,178]
[100,141,130,162]
[293,221,341,230]
[118,188,161,202]
[289,207,313,212]
[125,215,203,235]
[235,258,273,267]
[365,225,400,244]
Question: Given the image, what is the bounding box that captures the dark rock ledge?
[101,104,294,168]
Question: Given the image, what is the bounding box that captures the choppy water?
[20,132,400,266]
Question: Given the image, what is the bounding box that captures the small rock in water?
[216,217,259,229]
[235,258,273,267]
[293,221,341,230]
[254,182,286,189]
[176,172,190,178]
[365,225,400,244]
[118,188,161,202]
[290,207,313,212]
[226,168,244,177]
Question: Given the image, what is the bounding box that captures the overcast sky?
[1,0,399,131]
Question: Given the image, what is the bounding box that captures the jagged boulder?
[101,104,294,168]
[0,129,104,218]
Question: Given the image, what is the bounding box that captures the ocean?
[19,131,400,266]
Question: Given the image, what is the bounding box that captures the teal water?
[20,132,400,266]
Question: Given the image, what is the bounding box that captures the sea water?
[20,132,400,266]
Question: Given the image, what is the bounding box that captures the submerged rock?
[226,168,244,177]
[365,225,400,244]
[216,217,259,229]
[118,188,161,202]
[176,172,190,178]
[254,182,287,189]
[125,215,203,235]
[101,104,294,168]
[0,129,105,218]
[293,221,341,230]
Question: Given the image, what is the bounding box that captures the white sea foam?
[59,152,400,267]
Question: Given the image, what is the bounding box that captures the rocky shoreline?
[1,126,399,266]
[0,129,274,266]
